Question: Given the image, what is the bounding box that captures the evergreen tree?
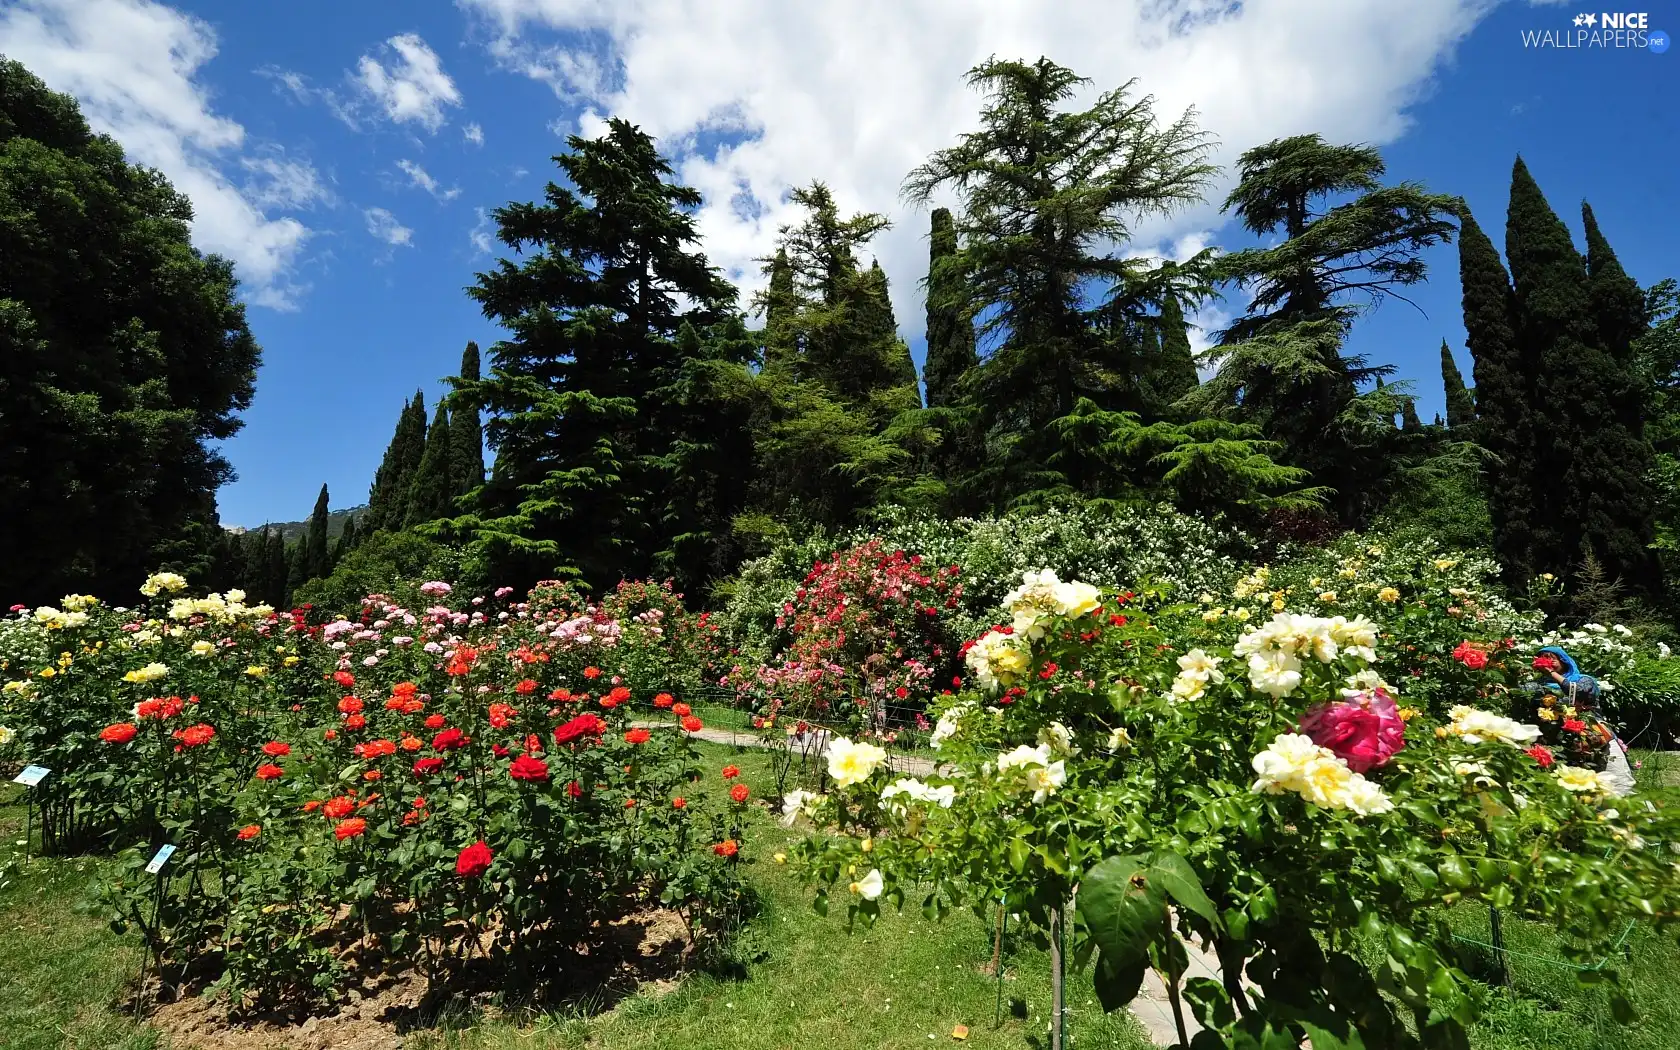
[1506,158,1659,597]
[286,534,311,597]
[921,207,976,410]
[333,515,358,567]
[366,395,427,532]
[305,483,331,580]
[1193,134,1458,526]
[905,57,1217,504]
[0,59,261,603]
[1151,295,1200,408]
[455,118,738,587]
[263,528,288,608]
[1582,202,1651,437]
[865,261,921,396]
[1401,399,1423,431]
[406,403,457,527]
[449,342,486,496]
[1458,203,1538,585]
[760,248,800,374]
[1440,341,1475,428]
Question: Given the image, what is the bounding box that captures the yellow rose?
[1377,587,1401,603]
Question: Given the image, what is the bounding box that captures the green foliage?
[1441,340,1476,429]
[448,341,486,497]
[366,394,428,535]
[294,529,463,612]
[405,401,457,527]
[0,60,261,604]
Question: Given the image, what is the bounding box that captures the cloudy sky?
[0,0,1673,526]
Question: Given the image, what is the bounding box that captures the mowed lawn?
[1,742,1677,1049]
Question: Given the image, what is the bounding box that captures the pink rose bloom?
[1298,689,1405,773]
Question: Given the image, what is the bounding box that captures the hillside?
[224,506,366,543]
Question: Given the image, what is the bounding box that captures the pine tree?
[921,207,977,410]
[1440,341,1475,428]
[1152,295,1200,407]
[305,483,331,580]
[1458,203,1537,585]
[1506,157,1659,597]
[449,342,486,496]
[865,261,920,397]
[366,395,427,532]
[406,403,456,527]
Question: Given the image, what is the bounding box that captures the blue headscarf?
[1536,646,1599,704]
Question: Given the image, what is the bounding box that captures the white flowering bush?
[783,570,1680,1047]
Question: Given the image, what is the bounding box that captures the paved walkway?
[632,721,938,776]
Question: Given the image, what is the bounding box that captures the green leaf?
[1079,855,1165,970]
[1149,850,1218,927]
[1300,1021,1367,1049]
[1092,949,1148,1012]
[1008,837,1031,874]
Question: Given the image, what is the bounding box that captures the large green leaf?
[1150,850,1219,926]
[1079,854,1166,970]
[1092,948,1149,1012]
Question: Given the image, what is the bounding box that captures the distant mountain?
[226,506,367,543]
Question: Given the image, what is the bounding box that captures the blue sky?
[0,0,1673,527]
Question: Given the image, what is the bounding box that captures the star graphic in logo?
[1574,13,1586,25]
[1584,12,1598,26]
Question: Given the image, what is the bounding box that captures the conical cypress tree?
[922,207,976,409]
[1440,341,1475,428]
[305,483,330,580]
[1459,202,1538,585]
[406,403,456,527]
[1582,202,1650,434]
[367,397,422,532]
[1506,158,1659,595]
[1153,295,1200,407]
[449,342,486,497]
[263,528,288,607]
[761,248,799,374]
[333,514,357,567]
[1401,398,1423,431]
[866,260,921,398]
[286,535,311,596]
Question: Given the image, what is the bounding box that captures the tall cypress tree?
[449,342,486,497]
[1152,296,1200,407]
[922,207,977,410]
[1440,341,1475,428]
[305,483,331,580]
[263,528,288,607]
[1401,399,1423,431]
[406,403,456,527]
[367,395,427,532]
[866,260,920,397]
[333,514,358,566]
[286,534,311,597]
[1582,202,1651,435]
[760,248,799,374]
[1505,158,1659,595]
[1458,203,1537,584]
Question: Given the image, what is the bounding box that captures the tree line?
[3,54,1673,616]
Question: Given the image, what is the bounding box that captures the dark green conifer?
[305,484,330,580]
[449,342,486,496]
[921,208,977,410]
[1152,296,1200,407]
[263,528,288,607]
[406,403,456,527]
[761,248,799,374]
[1401,399,1423,431]
[1440,341,1475,428]
[286,534,311,596]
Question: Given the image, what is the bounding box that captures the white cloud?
[469,207,495,255]
[1,0,316,309]
[396,158,462,201]
[353,32,463,132]
[463,121,485,145]
[241,150,333,210]
[364,206,414,247]
[460,0,1501,340]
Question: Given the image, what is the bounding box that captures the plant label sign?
[12,765,49,787]
[145,844,177,874]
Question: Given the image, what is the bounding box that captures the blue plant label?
[12,765,49,787]
[145,844,176,874]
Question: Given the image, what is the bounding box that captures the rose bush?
[784,569,1680,1049]
[0,574,751,1010]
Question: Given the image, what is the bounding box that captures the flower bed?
[782,569,1680,1047]
[0,575,751,1012]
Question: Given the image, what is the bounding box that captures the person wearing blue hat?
[1530,645,1635,794]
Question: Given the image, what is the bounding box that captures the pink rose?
[1298,689,1405,773]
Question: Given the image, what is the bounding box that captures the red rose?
[729,783,750,804]
[445,645,479,677]
[256,763,285,780]
[624,728,651,745]
[1563,718,1587,734]
[455,840,493,878]
[653,693,674,709]
[1526,745,1556,769]
[334,817,367,840]
[672,703,692,717]
[582,666,602,680]
[413,757,444,775]
[1533,654,1561,673]
[432,727,467,751]
[363,770,382,781]
[672,797,687,809]
[323,795,356,820]
[712,840,738,858]
[338,695,364,715]
[489,702,517,729]
[425,713,446,729]
[553,714,606,746]
[1451,642,1489,670]
[333,671,356,687]
[101,722,138,744]
[261,740,292,757]
[174,723,216,747]
[509,755,551,782]
[302,800,322,813]
[608,686,631,705]
[514,679,539,695]
[566,780,583,798]
[237,824,261,841]
[721,765,741,779]
[392,681,418,698]
[492,743,510,758]
[681,716,703,733]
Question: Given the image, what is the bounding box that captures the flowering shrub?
[785,569,1680,1047]
[0,575,750,1010]
[725,539,964,737]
